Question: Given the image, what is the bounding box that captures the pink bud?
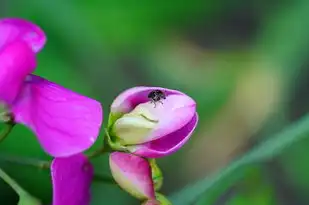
[109,152,155,200]
[109,87,198,158]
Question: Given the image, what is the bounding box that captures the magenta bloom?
[0,18,102,157]
[109,152,155,200]
[108,87,198,158]
[51,154,93,205]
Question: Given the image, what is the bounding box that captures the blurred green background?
[1,0,309,204]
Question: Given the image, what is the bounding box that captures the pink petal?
[110,86,184,114]
[0,18,46,53]
[51,154,93,205]
[129,113,198,158]
[12,75,103,157]
[109,152,155,200]
[0,41,36,104]
[136,94,196,143]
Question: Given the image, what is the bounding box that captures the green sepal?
[104,128,128,152]
[107,112,124,130]
[149,159,163,191]
[155,193,172,205]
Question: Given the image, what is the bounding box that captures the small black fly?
[148,90,166,108]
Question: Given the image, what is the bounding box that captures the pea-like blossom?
[0,18,102,157]
[51,154,93,205]
[109,152,155,200]
[108,87,198,158]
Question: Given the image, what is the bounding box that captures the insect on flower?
[109,86,198,158]
[148,90,166,108]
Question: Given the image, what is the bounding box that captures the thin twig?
[0,154,50,169]
[0,123,15,144]
[93,174,116,184]
[0,167,28,196]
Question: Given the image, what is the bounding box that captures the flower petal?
[0,41,36,104]
[111,87,196,144]
[51,154,93,205]
[109,152,155,200]
[0,18,46,52]
[12,75,103,157]
[110,86,184,114]
[132,94,196,143]
[128,113,198,158]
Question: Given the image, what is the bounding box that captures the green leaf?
[278,136,309,199]
[18,194,41,205]
[169,114,309,204]
[196,166,278,205]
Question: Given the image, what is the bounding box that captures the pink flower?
[108,87,198,158]
[51,154,93,205]
[109,152,155,200]
[0,18,46,53]
[0,18,102,157]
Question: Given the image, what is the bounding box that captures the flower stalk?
[86,131,113,159]
[0,122,15,144]
[0,154,50,169]
[0,154,116,184]
[0,168,41,205]
[0,167,27,196]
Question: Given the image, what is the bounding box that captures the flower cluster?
[0,18,198,205]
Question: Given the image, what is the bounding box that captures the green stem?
[0,123,15,144]
[0,154,50,169]
[0,167,28,196]
[87,129,127,159]
[93,174,116,184]
[0,154,116,184]
[87,144,109,159]
[0,167,42,205]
